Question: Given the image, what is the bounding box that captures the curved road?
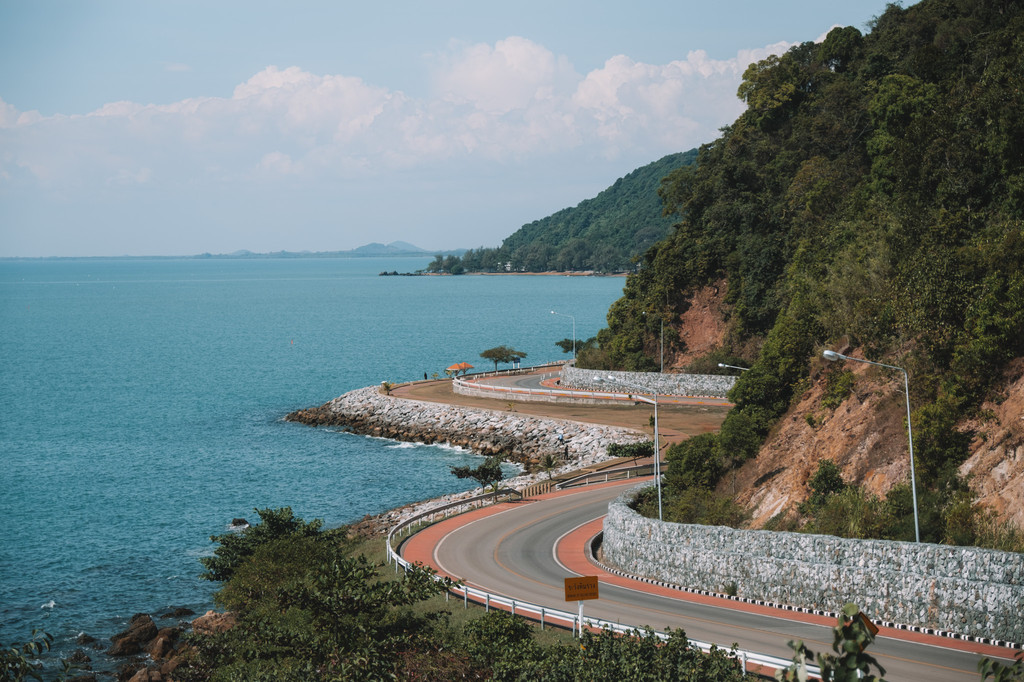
[403,480,1013,682]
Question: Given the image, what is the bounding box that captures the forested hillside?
[427,150,696,274]
[594,0,1024,545]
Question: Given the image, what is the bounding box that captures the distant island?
[197,241,454,259]
[1,242,466,261]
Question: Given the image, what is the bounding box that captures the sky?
[0,1,907,258]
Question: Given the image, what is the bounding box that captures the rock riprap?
[286,386,643,469]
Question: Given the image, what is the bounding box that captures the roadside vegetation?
[162,508,757,681]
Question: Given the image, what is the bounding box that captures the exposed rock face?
[961,359,1024,529]
[733,357,910,527]
[673,280,731,367]
[286,386,644,469]
[107,614,158,657]
[733,353,1024,530]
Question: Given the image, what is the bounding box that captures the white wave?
[386,442,418,450]
[41,599,56,609]
[430,442,470,454]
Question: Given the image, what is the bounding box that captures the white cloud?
[256,151,301,175]
[0,37,795,201]
[432,36,578,114]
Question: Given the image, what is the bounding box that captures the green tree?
[555,336,596,355]
[183,531,457,681]
[664,433,723,494]
[479,345,527,371]
[200,506,324,583]
[451,456,505,496]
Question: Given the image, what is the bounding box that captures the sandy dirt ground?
[391,378,729,446]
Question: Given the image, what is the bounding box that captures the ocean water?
[0,257,623,669]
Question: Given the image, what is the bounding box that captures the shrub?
[803,487,890,539]
[799,460,847,515]
[464,611,534,666]
[821,369,855,409]
[656,487,749,527]
[664,434,722,494]
[607,441,654,459]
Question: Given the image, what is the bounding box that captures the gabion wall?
[603,486,1024,644]
[562,366,736,398]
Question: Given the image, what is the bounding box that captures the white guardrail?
[385,489,819,678]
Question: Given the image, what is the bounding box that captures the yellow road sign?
[564,576,599,601]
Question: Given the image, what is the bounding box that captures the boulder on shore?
[192,610,237,635]
[107,614,158,657]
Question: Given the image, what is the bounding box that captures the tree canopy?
[479,345,527,371]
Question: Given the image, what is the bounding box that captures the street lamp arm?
[822,350,903,374]
[717,363,749,372]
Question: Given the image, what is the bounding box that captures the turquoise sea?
[0,257,624,671]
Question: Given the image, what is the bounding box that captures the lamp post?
[597,375,662,522]
[551,310,576,360]
[717,363,749,372]
[822,349,920,543]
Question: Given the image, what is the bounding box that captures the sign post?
[564,576,599,637]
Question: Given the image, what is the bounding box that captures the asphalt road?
[413,480,1007,682]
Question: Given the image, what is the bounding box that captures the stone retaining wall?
[603,485,1024,643]
[562,366,736,398]
[286,386,645,469]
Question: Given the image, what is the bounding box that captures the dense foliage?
[426,151,697,274]
[596,0,1024,545]
[200,507,323,583]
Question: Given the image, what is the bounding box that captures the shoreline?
[381,270,628,277]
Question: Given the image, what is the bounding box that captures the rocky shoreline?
[286,385,645,472]
[59,608,229,682]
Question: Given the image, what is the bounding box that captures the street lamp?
[596,375,662,522]
[717,363,749,372]
[551,310,576,360]
[822,349,920,543]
